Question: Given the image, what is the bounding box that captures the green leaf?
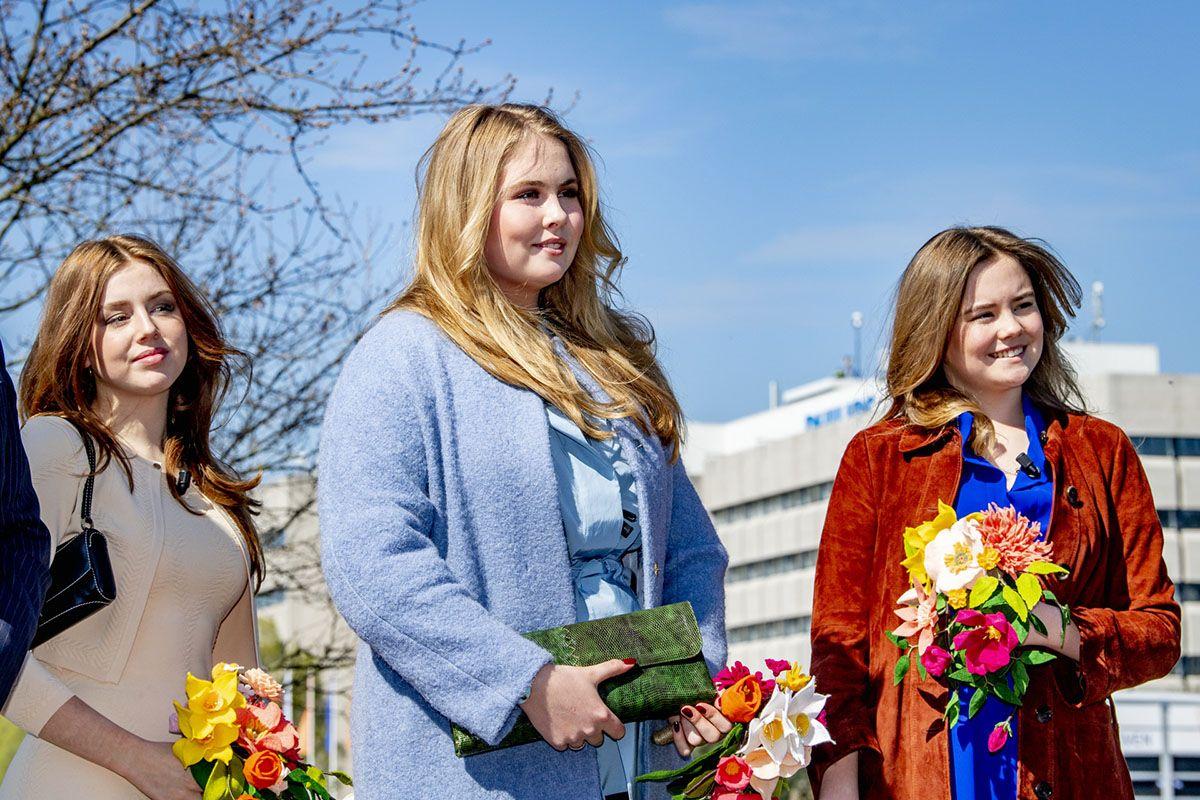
[637,724,744,784]
[1026,650,1057,666]
[1026,561,1068,576]
[190,761,216,791]
[682,769,716,798]
[1002,585,1029,621]
[326,771,354,787]
[894,653,911,685]
[917,659,928,681]
[993,680,1020,706]
[1010,614,1028,643]
[944,692,961,728]
[885,630,908,649]
[202,761,229,800]
[979,592,1008,611]
[1028,612,1048,636]
[936,594,948,611]
[947,667,973,683]
[1017,573,1044,611]
[969,575,999,608]
[968,688,986,719]
[1012,660,1030,697]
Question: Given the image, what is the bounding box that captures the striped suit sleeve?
[0,339,51,708]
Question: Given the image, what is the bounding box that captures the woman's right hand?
[520,659,637,751]
[121,740,202,800]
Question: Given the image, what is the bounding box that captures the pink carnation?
[763,658,791,677]
[714,661,751,690]
[976,503,1053,576]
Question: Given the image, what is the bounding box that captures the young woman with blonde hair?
[1,235,262,800]
[809,226,1179,799]
[318,103,730,799]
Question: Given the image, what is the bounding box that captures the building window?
[711,481,835,525]
[727,551,818,583]
[1131,436,1200,457]
[1159,509,1200,530]
[727,615,811,645]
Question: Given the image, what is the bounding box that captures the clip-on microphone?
[176,470,191,493]
[1015,452,1040,479]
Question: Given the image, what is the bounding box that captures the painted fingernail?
[681,706,696,719]
[696,703,712,713]
[622,658,637,665]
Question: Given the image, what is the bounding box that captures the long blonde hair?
[387,103,684,459]
[20,235,265,587]
[885,226,1086,454]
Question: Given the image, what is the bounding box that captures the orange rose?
[243,749,285,790]
[237,796,255,800]
[718,675,763,723]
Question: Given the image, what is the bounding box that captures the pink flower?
[236,701,302,762]
[714,755,752,790]
[893,582,938,655]
[952,610,1019,676]
[167,711,181,736]
[988,718,1013,753]
[976,503,1053,576]
[240,667,284,703]
[920,645,953,678]
[763,659,792,677]
[714,661,751,690]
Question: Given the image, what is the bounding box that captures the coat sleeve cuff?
[1064,606,1116,706]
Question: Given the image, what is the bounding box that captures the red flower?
[236,701,302,762]
[714,755,752,790]
[920,645,953,678]
[952,610,1019,676]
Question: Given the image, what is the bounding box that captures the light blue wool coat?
[317,311,728,799]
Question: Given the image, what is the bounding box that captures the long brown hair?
[386,103,684,459]
[885,226,1087,454]
[20,235,264,586]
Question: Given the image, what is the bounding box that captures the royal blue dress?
[950,394,1053,799]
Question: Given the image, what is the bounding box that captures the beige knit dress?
[0,415,259,799]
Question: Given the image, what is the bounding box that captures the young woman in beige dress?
[0,235,263,800]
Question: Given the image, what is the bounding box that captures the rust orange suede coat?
[808,410,1180,800]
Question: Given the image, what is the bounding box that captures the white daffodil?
[738,688,805,796]
[787,680,832,752]
[923,516,985,594]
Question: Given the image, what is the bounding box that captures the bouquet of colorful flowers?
[891,501,1071,748]
[636,658,832,800]
[169,662,352,799]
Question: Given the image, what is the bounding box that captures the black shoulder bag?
[30,432,117,648]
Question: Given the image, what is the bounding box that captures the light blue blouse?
[546,403,643,797]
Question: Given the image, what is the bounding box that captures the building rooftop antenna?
[1091,281,1106,342]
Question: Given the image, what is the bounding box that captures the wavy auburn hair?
[20,235,264,586]
[387,103,684,459]
[885,226,1087,455]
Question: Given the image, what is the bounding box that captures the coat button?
[1034,781,1052,799]
[1039,430,1049,445]
[1036,705,1053,723]
[1066,486,1082,508]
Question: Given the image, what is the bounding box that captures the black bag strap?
[79,430,97,531]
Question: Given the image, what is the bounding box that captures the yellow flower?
[172,715,240,767]
[178,665,246,741]
[901,501,958,589]
[977,547,1000,571]
[780,664,812,692]
[947,588,968,609]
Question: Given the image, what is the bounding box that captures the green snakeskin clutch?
[451,602,715,757]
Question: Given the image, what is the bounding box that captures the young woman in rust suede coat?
[809,226,1180,800]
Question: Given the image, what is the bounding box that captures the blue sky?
[38,1,1191,424]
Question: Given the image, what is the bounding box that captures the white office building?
[683,341,1200,798]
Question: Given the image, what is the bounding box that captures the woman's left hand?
[669,702,732,758]
[1023,601,1081,661]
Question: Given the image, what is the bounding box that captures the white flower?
[737,684,833,799]
[924,517,985,594]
